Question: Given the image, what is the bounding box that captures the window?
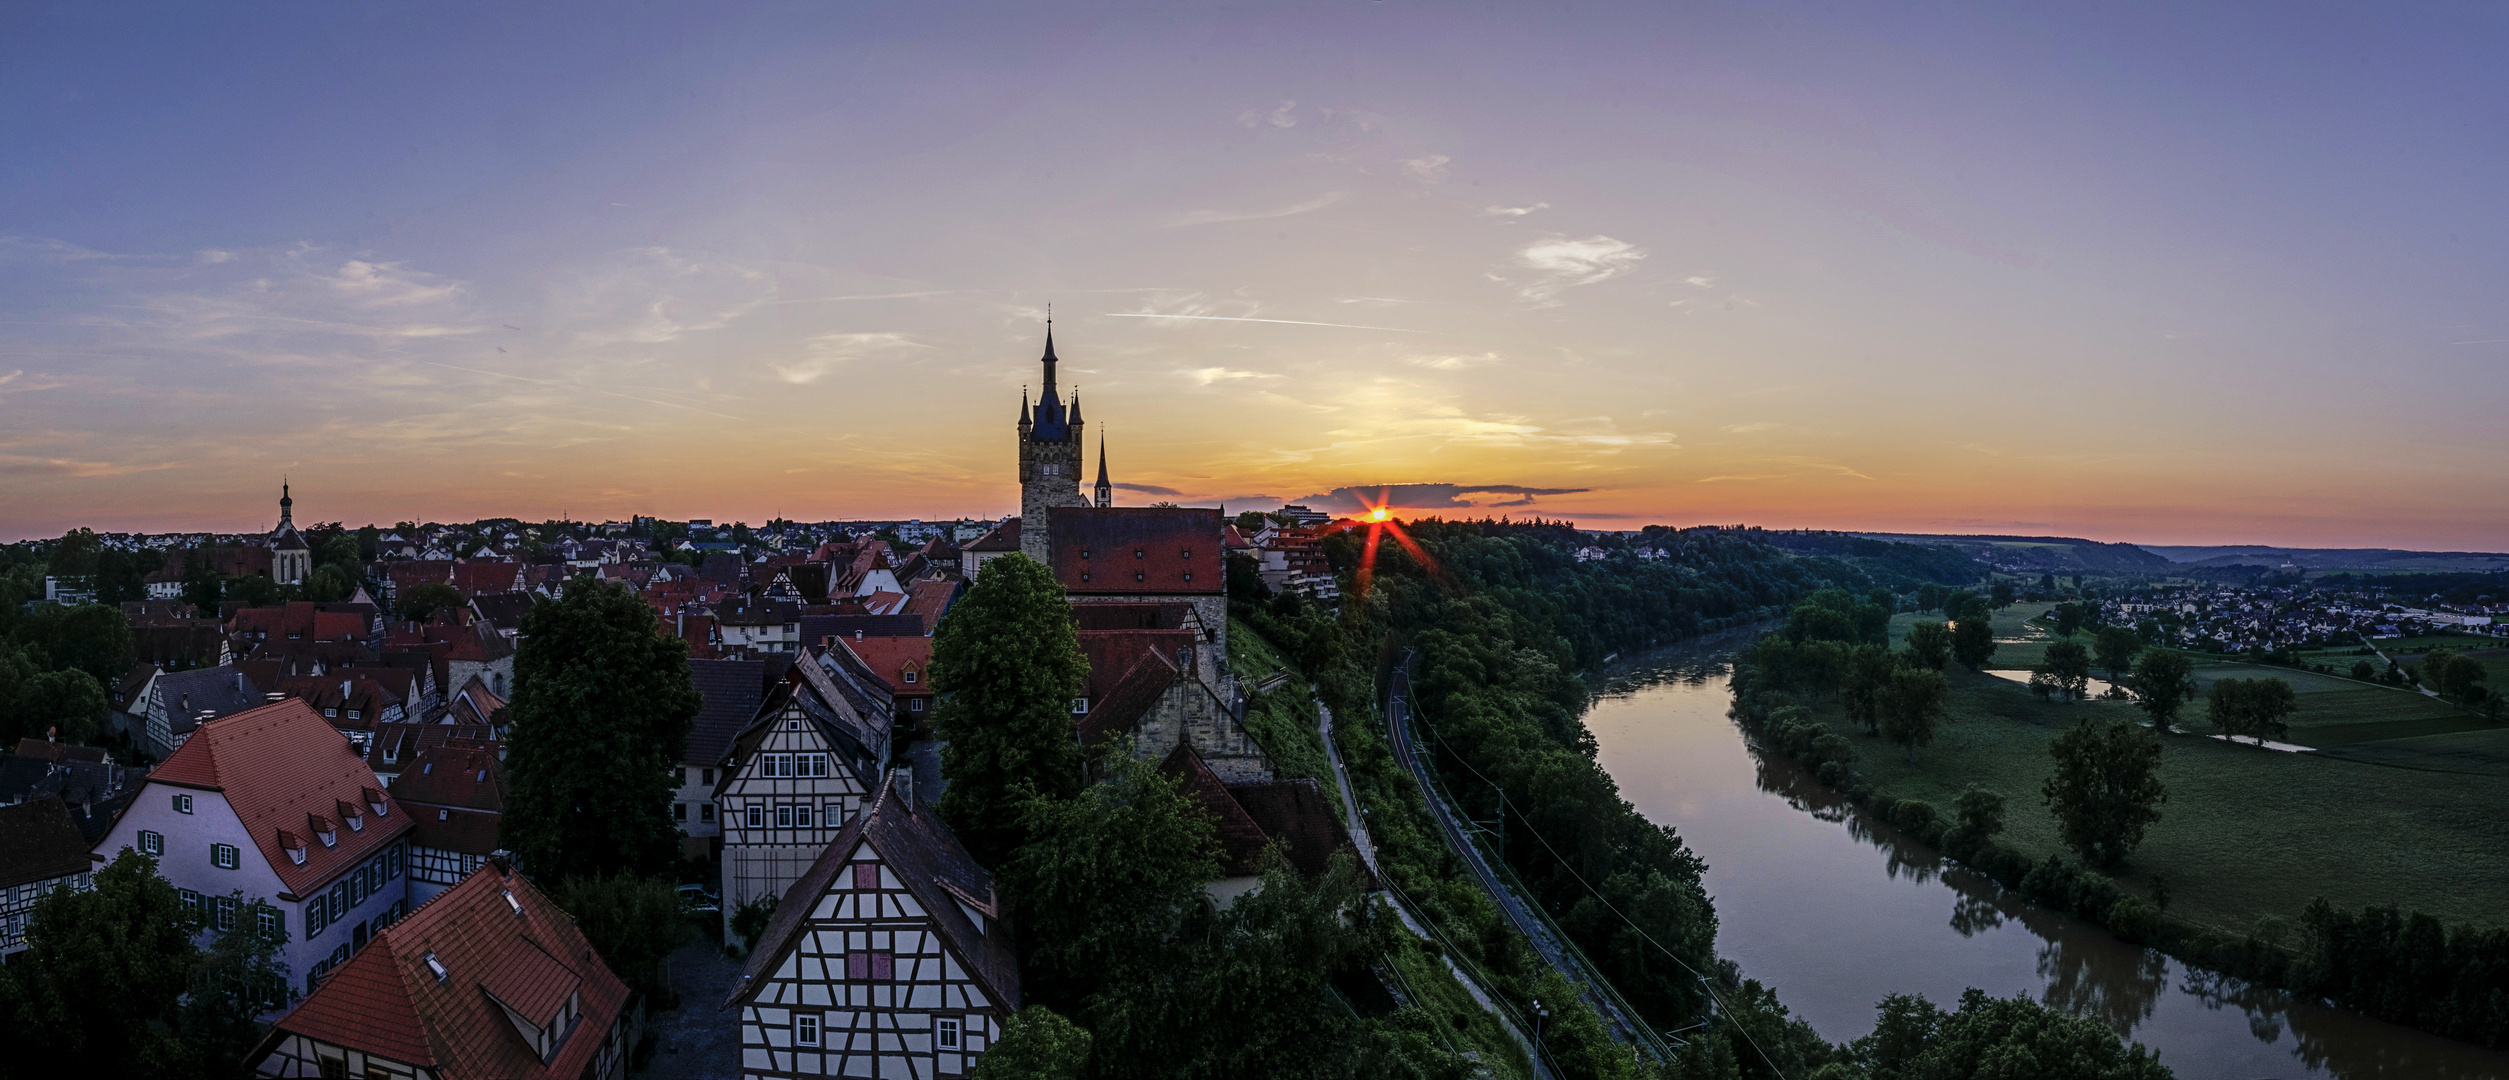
[307,897,326,937]
[811,753,830,777]
[796,1014,820,1046]
[745,805,762,828]
[387,844,403,879]
[139,830,164,856]
[700,803,716,823]
[911,698,926,712]
[702,768,715,786]
[937,1017,962,1050]
[179,888,201,914]
[439,809,450,821]
[257,906,279,937]
[211,843,240,869]
[825,803,843,826]
[775,804,793,828]
[853,863,880,890]
[795,804,814,828]
[172,793,193,814]
[1071,697,1089,714]
[843,950,894,981]
[786,718,800,731]
[673,802,687,822]
[209,895,237,930]
[423,952,447,981]
[902,669,917,684]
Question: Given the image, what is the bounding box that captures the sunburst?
[1343,488,1440,599]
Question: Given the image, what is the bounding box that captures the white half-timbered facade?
[717,668,882,934]
[727,772,1019,1080]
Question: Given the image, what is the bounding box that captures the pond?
[1584,636,2509,1080]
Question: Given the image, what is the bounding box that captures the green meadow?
[1816,606,2509,934]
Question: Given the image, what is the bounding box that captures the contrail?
[1103,312,1439,335]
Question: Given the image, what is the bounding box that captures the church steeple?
[279,480,294,530]
[1094,432,1113,508]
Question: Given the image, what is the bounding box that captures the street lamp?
[1531,999,1550,1059]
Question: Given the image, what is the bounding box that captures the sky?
[4,2,2507,548]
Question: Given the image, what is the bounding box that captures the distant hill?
[1849,533,2177,574]
[2137,546,2509,572]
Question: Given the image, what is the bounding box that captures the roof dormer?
[309,814,338,847]
[279,829,308,866]
[364,786,389,817]
[338,799,365,831]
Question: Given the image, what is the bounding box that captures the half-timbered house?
[727,771,1018,1080]
[716,664,882,935]
[387,743,506,906]
[248,859,630,1080]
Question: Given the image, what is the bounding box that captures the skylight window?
[502,889,522,916]
[424,952,447,981]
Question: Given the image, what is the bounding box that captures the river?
[1584,637,2509,1080]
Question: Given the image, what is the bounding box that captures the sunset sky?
[5,3,2506,547]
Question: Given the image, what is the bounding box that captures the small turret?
[1095,433,1112,508]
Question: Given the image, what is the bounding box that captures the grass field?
[1792,623,2509,935]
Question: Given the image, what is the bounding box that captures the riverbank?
[1587,639,2509,1079]
[1854,603,2509,934]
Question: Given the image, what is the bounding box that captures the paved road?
[1381,654,1666,1063]
[639,939,744,1080]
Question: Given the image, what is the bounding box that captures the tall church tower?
[1016,324,1087,561]
[270,481,312,585]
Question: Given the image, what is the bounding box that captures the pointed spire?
[1095,431,1113,508]
[1070,387,1083,424]
[1019,386,1032,428]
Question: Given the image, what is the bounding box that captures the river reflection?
[1584,636,2509,1080]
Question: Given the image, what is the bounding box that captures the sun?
[1369,507,1390,522]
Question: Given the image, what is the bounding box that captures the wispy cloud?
[1720,421,1779,433]
[1177,367,1282,386]
[1108,312,1440,335]
[1684,275,1718,288]
[1237,100,1299,129]
[1513,235,1646,304]
[1482,203,1549,218]
[1404,352,1503,371]
[1401,154,1452,182]
[1169,192,1345,227]
[771,331,925,385]
[324,260,463,307]
[1113,481,1182,496]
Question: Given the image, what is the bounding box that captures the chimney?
[892,766,915,811]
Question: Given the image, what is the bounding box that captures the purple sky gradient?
[4,3,2505,546]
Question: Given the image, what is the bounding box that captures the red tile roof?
[448,561,524,599]
[962,518,1020,552]
[1077,629,1196,704]
[1047,507,1225,595]
[835,635,932,696]
[388,745,504,813]
[151,699,412,896]
[1159,745,1272,875]
[266,862,628,1080]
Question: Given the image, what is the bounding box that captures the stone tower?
[270,481,312,585]
[1016,325,1087,561]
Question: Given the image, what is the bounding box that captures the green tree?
[1842,988,2171,1080]
[2092,626,2144,682]
[178,895,293,1080]
[12,602,133,685]
[397,580,465,622]
[1840,644,1900,735]
[500,580,699,881]
[1001,753,1221,1007]
[970,1006,1093,1080]
[305,565,355,603]
[2126,650,2196,733]
[2420,648,2490,706]
[315,532,363,580]
[1951,616,1997,672]
[43,528,103,581]
[2349,659,2378,682]
[10,668,106,744]
[222,573,281,609]
[1877,666,1951,761]
[2042,719,2167,869]
[1904,621,1952,672]
[1990,582,2016,609]
[1917,583,1947,614]
[1952,786,2007,844]
[930,553,1089,866]
[2206,677,2298,744]
[2050,602,2086,638]
[549,874,682,1001]
[2037,640,2092,702]
[0,849,200,1079]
